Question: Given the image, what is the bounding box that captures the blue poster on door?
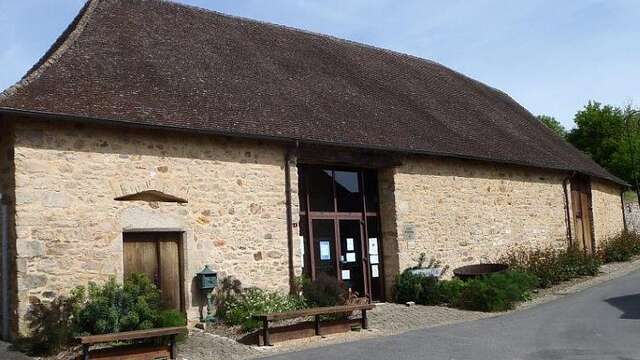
[319,240,331,260]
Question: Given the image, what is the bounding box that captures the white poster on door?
[341,270,351,280]
[371,265,379,278]
[370,254,379,265]
[368,238,378,255]
[346,238,355,251]
[346,252,356,262]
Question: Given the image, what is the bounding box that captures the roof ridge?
[0,0,100,100]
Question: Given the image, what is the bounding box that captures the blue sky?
[1,0,639,128]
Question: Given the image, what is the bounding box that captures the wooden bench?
[253,304,375,346]
[76,326,187,360]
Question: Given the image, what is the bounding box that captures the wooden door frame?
[122,229,187,313]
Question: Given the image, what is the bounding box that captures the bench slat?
[78,326,187,345]
[254,304,375,321]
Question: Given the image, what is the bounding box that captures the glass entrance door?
[299,165,384,301]
[311,219,337,278]
[338,219,366,296]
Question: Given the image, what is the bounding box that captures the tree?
[566,101,640,191]
[537,115,567,138]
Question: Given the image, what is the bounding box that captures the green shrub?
[455,271,538,312]
[222,288,307,331]
[598,231,640,263]
[302,273,347,307]
[74,273,162,335]
[15,293,83,355]
[436,279,466,305]
[214,275,243,319]
[560,246,601,278]
[18,273,182,355]
[394,270,442,305]
[156,309,188,342]
[157,309,187,328]
[394,268,536,312]
[501,245,601,288]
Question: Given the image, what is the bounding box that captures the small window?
[307,168,335,211]
[335,170,362,212]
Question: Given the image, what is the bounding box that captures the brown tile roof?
[0,0,625,185]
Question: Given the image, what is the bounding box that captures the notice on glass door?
[319,240,331,261]
[368,238,378,255]
[346,238,355,251]
[341,270,351,280]
[371,265,379,278]
[346,252,356,262]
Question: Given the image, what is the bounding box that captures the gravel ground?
[3,257,639,360]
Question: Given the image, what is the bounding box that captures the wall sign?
[404,223,416,248]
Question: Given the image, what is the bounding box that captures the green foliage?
[222,288,307,331]
[157,309,187,328]
[566,102,640,188]
[454,272,538,312]
[74,273,161,335]
[394,269,536,312]
[156,309,188,342]
[436,279,466,305]
[395,254,453,305]
[302,273,347,307]
[395,270,441,305]
[537,115,567,138]
[15,293,83,355]
[18,273,184,355]
[214,275,243,319]
[598,231,640,263]
[501,245,601,288]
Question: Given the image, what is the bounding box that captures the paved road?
[266,270,640,360]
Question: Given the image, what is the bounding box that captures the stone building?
[0,0,626,337]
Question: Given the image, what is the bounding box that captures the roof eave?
[0,106,628,187]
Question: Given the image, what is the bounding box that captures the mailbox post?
[196,265,218,322]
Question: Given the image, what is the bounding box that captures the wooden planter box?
[245,318,362,346]
[79,344,172,360]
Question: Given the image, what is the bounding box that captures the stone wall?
[378,167,400,297]
[591,179,625,243]
[379,155,570,295]
[623,201,640,233]
[11,118,301,332]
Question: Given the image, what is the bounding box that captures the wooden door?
[570,176,594,253]
[123,232,184,311]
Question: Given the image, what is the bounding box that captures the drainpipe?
[562,173,574,244]
[284,142,299,294]
[1,193,9,340]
